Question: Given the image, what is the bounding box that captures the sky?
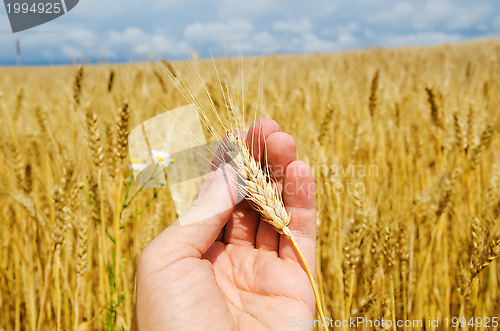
[0,0,499,65]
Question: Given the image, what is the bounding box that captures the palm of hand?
[138,212,315,330]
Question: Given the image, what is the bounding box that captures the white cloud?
[65,28,98,49]
[382,32,462,48]
[18,32,61,48]
[357,0,394,4]
[320,22,360,45]
[16,27,107,61]
[444,4,490,30]
[236,31,279,54]
[108,27,145,44]
[184,20,253,45]
[61,47,110,62]
[340,22,359,34]
[292,32,338,53]
[218,0,280,19]
[61,45,84,59]
[147,0,191,10]
[417,1,491,31]
[418,0,456,26]
[66,0,185,19]
[369,0,492,32]
[369,2,415,23]
[338,32,358,47]
[67,0,134,18]
[13,26,188,63]
[108,28,188,58]
[183,20,281,55]
[133,36,187,58]
[273,18,312,33]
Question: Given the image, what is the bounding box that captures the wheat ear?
[226,133,328,330]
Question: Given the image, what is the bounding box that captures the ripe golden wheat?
[0,39,500,330]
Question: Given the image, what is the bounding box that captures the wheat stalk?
[471,232,500,280]
[426,87,441,128]
[73,65,84,106]
[369,70,379,118]
[75,210,90,330]
[107,70,115,93]
[153,70,168,94]
[224,132,329,330]
[13,87,23,122]
[470,124,493,169]
[318,102,335,145]
[85,104,104,169]
[116,100,130,163]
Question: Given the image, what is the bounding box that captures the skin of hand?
[136,119,317,331]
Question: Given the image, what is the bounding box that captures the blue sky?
[1,0,499,65]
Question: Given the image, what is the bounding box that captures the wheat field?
[1,39,500,330]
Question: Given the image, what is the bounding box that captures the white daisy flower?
[129,158,148,172]
[131,163,147,171]
[151,149,172,167]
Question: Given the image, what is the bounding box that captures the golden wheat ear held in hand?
[225,133,329,331]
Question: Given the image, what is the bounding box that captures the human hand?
[136,119,317,330]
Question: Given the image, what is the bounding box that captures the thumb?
[146,164,239,260]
